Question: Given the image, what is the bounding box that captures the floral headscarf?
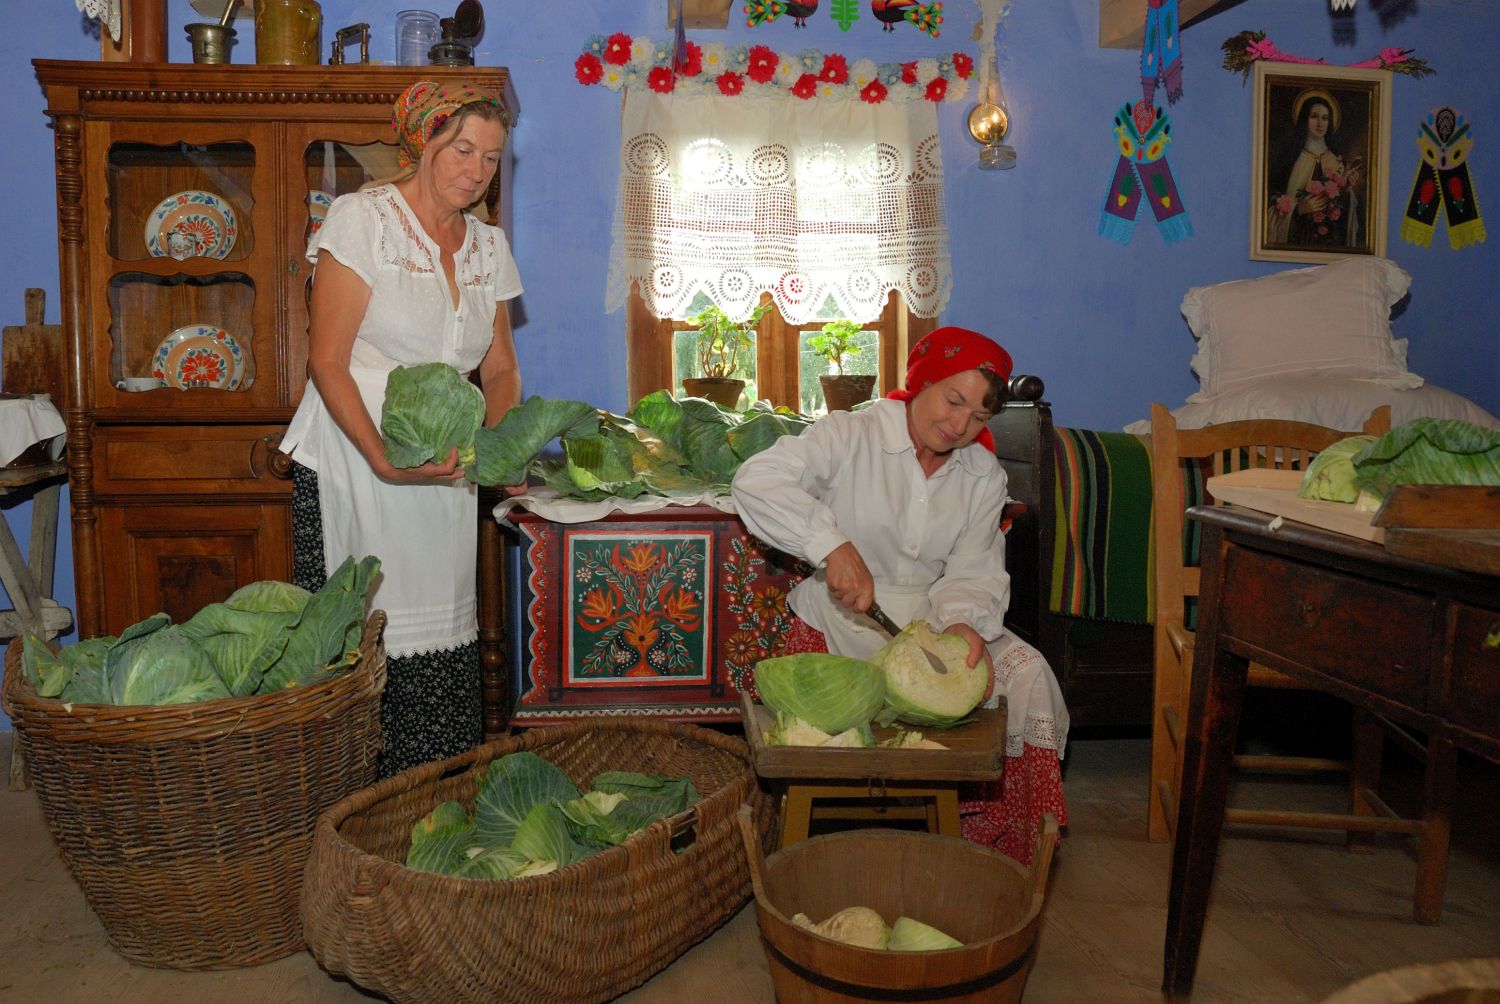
[887,326,1014,452]
[364,80,506,219]
[392,79,504,168]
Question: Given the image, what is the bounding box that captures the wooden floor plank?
[2,733,1496,1002]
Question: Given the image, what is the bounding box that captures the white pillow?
[1122,376,1500,435]
[1181,257,1422,399]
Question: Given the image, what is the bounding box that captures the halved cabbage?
[753,653,885,735]
[887,915,962,951]
[870,620,987,728]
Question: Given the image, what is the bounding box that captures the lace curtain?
[606,91,952,325]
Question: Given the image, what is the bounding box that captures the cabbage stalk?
[753,653,886,735]
[870,621,987,728]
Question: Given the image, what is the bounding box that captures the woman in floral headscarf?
[732,326,1069,863]
[279,80,523,777]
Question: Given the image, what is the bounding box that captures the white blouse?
[278,185,523,658]
[730,399,1011,660]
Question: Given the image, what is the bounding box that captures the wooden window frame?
[625,286,935,410]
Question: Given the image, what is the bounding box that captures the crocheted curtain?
[606,91,952,325]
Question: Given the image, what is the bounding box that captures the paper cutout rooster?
[871,0,942,36]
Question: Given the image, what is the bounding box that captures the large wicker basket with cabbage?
[0,560,387,970]
[301,717,776,1004]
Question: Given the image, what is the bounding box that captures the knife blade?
[865,601,947,674]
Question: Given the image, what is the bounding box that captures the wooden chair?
[1146,402,1456,923]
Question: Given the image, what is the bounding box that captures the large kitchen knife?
[865,601,947,674]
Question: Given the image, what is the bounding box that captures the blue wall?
[2,0,1496,727]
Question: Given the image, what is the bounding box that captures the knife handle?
[865,601,902,638]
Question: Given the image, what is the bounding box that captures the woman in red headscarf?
[279,80,523,777]
[731,326,1068,863]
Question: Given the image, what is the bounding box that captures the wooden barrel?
[736,808,1058,1004]
[1320,958,1500,1004]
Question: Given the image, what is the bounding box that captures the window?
[626,288,934,412]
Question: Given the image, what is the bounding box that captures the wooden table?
[1163,505,1500,997]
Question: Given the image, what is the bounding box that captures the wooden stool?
[741,691,1007,848]
[780,780,961,846]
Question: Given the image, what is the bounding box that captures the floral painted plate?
[151,325,246,391]
[307,189,334,240]
[144,190,238,261]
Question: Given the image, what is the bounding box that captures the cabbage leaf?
[1353,418,1500,499]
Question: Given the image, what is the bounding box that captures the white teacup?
[117,376,166,392]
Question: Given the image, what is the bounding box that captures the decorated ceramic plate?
[307,189,334,240]
[144,190,238,261]
[151,325,246,391]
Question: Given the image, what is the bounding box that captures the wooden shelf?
[1099,0,1242,50]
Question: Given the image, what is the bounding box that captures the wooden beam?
[1099,0,1242,50]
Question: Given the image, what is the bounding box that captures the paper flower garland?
[1221,30,1434,79]
[575,33,973,104]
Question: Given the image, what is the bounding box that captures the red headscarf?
[886,326,1014,452]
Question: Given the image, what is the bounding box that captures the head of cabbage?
[1297,435,1379,504]
[870,621,987,728]
[753,653,885,735]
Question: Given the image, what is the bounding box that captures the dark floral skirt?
[293,462,483,778]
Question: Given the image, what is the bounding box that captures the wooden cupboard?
[35,60,517,637]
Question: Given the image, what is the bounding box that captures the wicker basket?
[301,717,776,1004]
[1,612,387,970]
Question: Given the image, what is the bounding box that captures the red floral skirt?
[779,617,1068,865]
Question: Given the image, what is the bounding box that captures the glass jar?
[395,10,440,67]
[255,0,322,65]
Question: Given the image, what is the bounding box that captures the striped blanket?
[1049,429,1155,624]
[1046,428,1212,625]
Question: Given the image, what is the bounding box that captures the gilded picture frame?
[1250,61,1392,263]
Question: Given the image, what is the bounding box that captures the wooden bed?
[989,384,1154,731]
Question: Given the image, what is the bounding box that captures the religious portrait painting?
[1250,62,1392,263]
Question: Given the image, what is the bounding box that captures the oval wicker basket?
[1,611,387,970]
[301,717,775,1004]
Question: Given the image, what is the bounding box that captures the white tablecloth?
[491,487,736,525]
[0,395,65,467]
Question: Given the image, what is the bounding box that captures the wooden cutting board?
[1205,468,1385,543]
[1,289,65,406]
[740,690,1007,782]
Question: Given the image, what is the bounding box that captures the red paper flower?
[953,52,974,78]
[1418,178,1436,204]
[575,52,603,85]
[648,66,677,93]
[747,44,779,83]
[819,53,849,84]
[901,61,918,85]
[924,77,948,102]
[680,40,704,76]
[792,73,819,99]
[604,32,633,66]
[717,71,745,95]
[1448,175,1466,200]
[860,79,888,104]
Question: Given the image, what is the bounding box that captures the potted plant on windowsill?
[682,302,771,408]
[807,319,876,411]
